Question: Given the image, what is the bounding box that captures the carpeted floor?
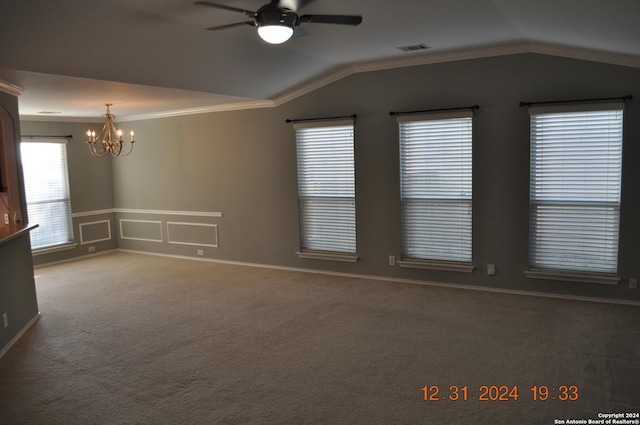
[0,252,638,424]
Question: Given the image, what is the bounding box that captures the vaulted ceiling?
[1,0,639,120]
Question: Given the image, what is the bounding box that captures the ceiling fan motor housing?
[256,4,300,29]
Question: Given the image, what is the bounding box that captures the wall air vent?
[397,44,430,52]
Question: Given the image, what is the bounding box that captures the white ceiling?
[1,0,639,120]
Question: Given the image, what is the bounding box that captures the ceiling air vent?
[397,44,430,52]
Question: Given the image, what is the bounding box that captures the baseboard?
[115,249,640,308]
[0,313,41,360]
[33,249,118,269]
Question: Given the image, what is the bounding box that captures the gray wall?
[24,53,640,302]
[0,91,39,354]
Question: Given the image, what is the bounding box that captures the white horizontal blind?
[399,112,473,262]
[20,141,74,249]
[529,106,623,274]
[295,121,356,254]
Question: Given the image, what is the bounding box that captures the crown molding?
[19,115,103,123]
[17,42,640,123]
[272,44,533,107]
[529,42,640,69]
[350,41,640,74]
[351,42,533,74]
[215,43,640,114]
[117,99,276,122]
[276,42,640,106]
[272,66,356,106]
[20,100,275,123]
[0,79,24,96]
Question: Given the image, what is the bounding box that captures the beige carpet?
[0,252,638,424]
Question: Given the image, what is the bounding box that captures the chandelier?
[86,104,135,157]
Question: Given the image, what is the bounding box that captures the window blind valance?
[527,101,624,115]
[22,135,72,142]
[396,110,473,124]
[289,114,356,128]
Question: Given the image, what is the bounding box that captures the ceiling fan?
[194,0,363,44]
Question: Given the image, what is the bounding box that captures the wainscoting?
[167,222,218,248]
[119,219,163,243]
[31,208,222,266]
[115,209,222,258]
[79,219,112,245]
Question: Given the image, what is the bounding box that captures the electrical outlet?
[389,255,396,266]
[630,278,637,290]
[487,264,496,276]
[3,213,8,225]
[2,313,8,328]
[88,246,96,253]
[197,249,204,256]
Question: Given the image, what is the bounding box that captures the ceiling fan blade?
[292,26,309,38]
[206,21,255,31]
[297,0,319,9]
[278,0,318,11]
[299,15,363,25]
[193,1,254,16]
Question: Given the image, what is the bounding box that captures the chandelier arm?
[118,143,134,157]
[88,142,110,157]
[111,141,124,156]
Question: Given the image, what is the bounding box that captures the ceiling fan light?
[258,25,294,44]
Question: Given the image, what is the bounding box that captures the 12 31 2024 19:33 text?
[421,385,579,401]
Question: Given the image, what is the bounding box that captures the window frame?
[294,118,357,262]
[526,102,624,283]
[396,111,474,272]
[20,139,75,251]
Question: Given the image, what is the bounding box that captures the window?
[398,111,473,265]
[20,140,73,250]
[294,119,356,259]
[528,104,623,275]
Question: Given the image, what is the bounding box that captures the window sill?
[296,251,359,263]
[524,269,620,285]
[398,260,475,273]
[33,242,78,256]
